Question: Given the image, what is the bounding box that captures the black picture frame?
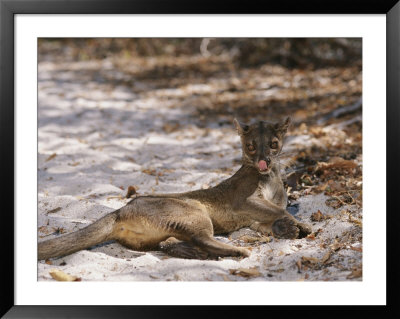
[1,0,399,317]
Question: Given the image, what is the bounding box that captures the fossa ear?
[233,118,250,136]
[274,117,291,135]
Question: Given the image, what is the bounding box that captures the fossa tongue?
[258,160,268,171]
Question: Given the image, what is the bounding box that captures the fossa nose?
[257,157,271,172]
[258,160,268,171]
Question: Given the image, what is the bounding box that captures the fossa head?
[233,117,290,174]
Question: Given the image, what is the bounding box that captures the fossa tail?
[38,211,119,260]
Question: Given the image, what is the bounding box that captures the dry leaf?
[324,180,346,193]
[106,195,123,201]
[239,235,259,243]
[49,269,81,282]
[239,235,270,243]
[229,267,261,278]
[46,207,61,215]
[45,153,57,162]
[310,211,331,222]
[126,156,136,163]
[306,233,316,240]
[348,215,363,227]
[296,259,302,273]
[125,185,137,198]
[162,123,180,133]
[142,168,157,176]
[316,157,357,173]
[273,268,285,273]
[301,256,320,263]
[347,267,362,279]
[174,274,181,281]
[321,251,331,263]
[38,226,49,233]
[330,239,342,251]
[68,162,80,166]
[350,245,362,252]
[221,274,232,281]
[310,210,325,222]
[325,197,343,209]
[54,227,66,235]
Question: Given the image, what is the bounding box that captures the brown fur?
[38,118,311,260]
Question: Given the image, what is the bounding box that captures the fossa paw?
[272,217,300,239]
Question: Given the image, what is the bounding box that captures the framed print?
[1,0,399,318]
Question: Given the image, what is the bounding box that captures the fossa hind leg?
[157,202,251,258]
[191,234,250,258]
[159,238,210,260]
[170,216,250,259]
[116,197,249,259]
[160,234,250,260]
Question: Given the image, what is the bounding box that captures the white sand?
[38,59,362,281]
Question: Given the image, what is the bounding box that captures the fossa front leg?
[241,197,311,239]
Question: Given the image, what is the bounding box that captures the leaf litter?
[38,39,362,282]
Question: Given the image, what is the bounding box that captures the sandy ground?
[37,59,362,282]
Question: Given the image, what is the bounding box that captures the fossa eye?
[247,144,256,153]
[270,141,278,149]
